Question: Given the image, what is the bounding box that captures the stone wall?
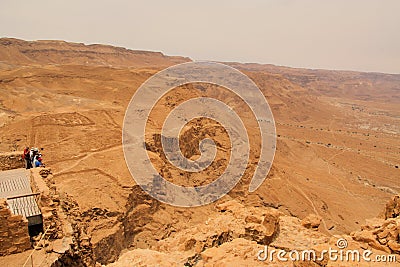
[0,199,31,256]
[29,168,91,266]
[0,152,24,171]
[29,168,64,239]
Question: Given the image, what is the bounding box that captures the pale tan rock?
[361,217,386,231]
[387,240,400,253]
[351,228,392,253]
[301,214,322,230]
[215,200,244,214]
[383,195,400,219]
[245,214,262,224]
[262,213,280,236]
[199,238,271,267]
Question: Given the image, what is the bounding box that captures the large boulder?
[301,214,322,230]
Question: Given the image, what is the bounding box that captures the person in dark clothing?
[22,147,31,169]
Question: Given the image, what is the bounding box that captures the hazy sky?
[1,0,399,73]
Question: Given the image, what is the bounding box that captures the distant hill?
[1,37,399,103]
[228,62,400,103]
[0,38,190,68]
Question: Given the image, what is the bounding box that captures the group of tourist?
[22,147,44,169]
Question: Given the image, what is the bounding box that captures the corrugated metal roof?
[7,195,41,218]
[0,168,41,218]
[0,168,31,197]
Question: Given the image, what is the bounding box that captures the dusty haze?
[1,0,399,74]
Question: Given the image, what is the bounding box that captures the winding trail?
[53,144,122,176]
[283,174,331,233]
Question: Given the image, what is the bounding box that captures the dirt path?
[53,144,122,176]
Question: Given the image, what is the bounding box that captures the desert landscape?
[0,38,399,266]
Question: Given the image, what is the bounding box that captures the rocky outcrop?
[106,196,400,266]
[91,185,161,265]
[351,195,400,254]
[351,218,398,253]
[301,214,322,230]
[107,199,328,266]
[383,195,400,219]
